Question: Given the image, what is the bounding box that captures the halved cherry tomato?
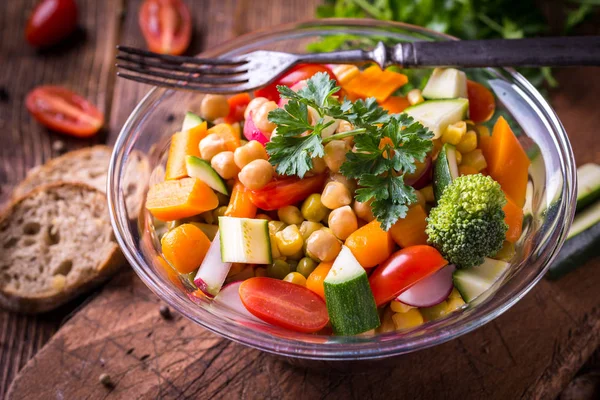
[25,86,104,137]
[369,245,448,306]
[26,0,78,48]
[248,174,326,210]
[224,93,251,124]
[254,64,338,102]
[239,277,329,333]
[139,0,191,55]
[467,80,496,123]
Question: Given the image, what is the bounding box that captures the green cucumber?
[323,246,380,335]
[185,155,228,195]
[547,201,600,280]
[182,112,204,131]
[433,143,459,202]
[422,68,468,100]
[405,99,469,139]
[576,163,600,212]
[453,257,510,302]
[218,217,272,264]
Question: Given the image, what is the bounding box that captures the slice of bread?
[11,145,149,218]
[0,182,125,313]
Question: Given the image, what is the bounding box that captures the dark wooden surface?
[0,0,599,399]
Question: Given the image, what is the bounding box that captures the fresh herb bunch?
[266,72,433,230]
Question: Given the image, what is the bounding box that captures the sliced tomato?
[239,277,329,333]
[224,93,251,124]
[254,64,338,102]
[26,0,78,48]
[25,86,104,137]
[139,0,191,55]
[467,80,496,123]
[248,174,326,210]
[369,245,448,306]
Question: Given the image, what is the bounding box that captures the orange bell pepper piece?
[225,181,257,218]
[345,220,395,268]
[207,123,241,151]
[503,194,524,243]
[380,96,410,114]
[458,165,479,176]
[483,117,530,207]
[161,223,211,274]
[165,121,208,180]
[224,93,251,124]
[389,205,428,248]
[343,66,408,103]
[146,177,219,221]
[306,261,333,300]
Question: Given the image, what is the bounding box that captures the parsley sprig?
[265,72,433,230]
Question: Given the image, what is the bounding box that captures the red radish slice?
[243,111,269,145]
[194,232,231,297]
[396,264,456,307]
[212,281,262,322]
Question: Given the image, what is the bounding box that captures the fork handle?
[391,36,600,68]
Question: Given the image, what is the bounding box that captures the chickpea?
[323,140,349,173]
[306,229,342,262]
[321,181,352,209]
[211,151,239,179]
[277,206,304,225]
[336,120,354,133]
[234,140,268,169]
[326,173,356,194]
[353,199,375,222]
[199,133,227,161]
[244,97,269,120]
[328,206,358,240]
[238,159,273,190]
[309,157,327,175]
[200,94,230,121]
[252,101,278,133]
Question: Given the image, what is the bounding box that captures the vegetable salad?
[146,63,530,336]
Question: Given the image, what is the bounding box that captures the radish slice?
[212,281,261,322]
[396,264,456,307]
[243,111,269,145]
[193,232,231,297]
[278,80,307,108]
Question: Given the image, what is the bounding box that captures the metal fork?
[116,36,600,94]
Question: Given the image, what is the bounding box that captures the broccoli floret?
[426,174,508,269]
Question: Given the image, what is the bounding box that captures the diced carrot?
[503,193,523,243]
[224,93,251,124]
[467,80,496,123]
[161,223,211,274]
[146,177,219,221]
[458,165,479,176]
[207,123,241,151]
[389,205,428,248]
[306,261,333,300]
[380,96,410,114]
[345,220,395,269]
[165,121,208,180]
[225,181,257,218]
[483,117,530,207]
[343,65,408,103]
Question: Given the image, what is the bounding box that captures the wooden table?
[1,1,599,399]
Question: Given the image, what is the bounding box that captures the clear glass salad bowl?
[108,19,576,361]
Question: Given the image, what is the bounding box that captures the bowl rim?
[108,18,576,360]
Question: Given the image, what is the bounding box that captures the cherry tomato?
[467,80,496,123]
[224,93,251,124]
[254,64,338,102]
[26,86,104,137]
[248,174,326,210]
[369,246,448,306]
[139,0,192,55]
[25,0,78,48]
[239,277,329,333]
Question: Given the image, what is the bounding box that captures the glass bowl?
[107,19,576,361]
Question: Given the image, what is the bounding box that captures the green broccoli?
[426,174,508,269]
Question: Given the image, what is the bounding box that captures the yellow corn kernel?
[449,288,462,300]
[332,64,360,86]
[446,297,466,312]
[377,307,396,333]
[392,309,424,330]
[462,149,488,171]
[269,233,281,259]
[475,124,491,139]
[420,301,448,321]
[442,121,467,145]
[495,241,516,261]
[455,150,463,165]
[283,272,307,286]
[456,130,478,153]
[255,267,267,277]
[420,185,435,203]
[390,300,414,313]
[407,89,424,106]
[275,224,304,256]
